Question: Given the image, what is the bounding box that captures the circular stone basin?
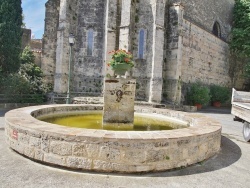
[5,104,221,173]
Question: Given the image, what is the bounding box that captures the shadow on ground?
[148,136,242,177]
[0,109,10,117]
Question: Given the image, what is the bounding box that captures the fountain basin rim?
[5,104,222,173]
[5,104,221,140]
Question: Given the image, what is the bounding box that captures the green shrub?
[187,82,211,105]
[0,74,46,103]
[0,47,51,103]
[210,85,230,103]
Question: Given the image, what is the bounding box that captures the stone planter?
[111,63,132,76]
[183,105,197,112]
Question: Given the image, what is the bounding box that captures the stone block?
[23,146,35,158]
[98,146,121,161]
[183,105,197,112]
[44,153,66,166]
[122,150,146,163]
[34,150,44,161]
[72,144,88,157]
[85,144,99,158]
[41,136,50,153]
[19,133,30,145]
[29,136,41,148]
[66,157,92,169]
[145,149,167,162]
[50,141,72,156]
[93,160,113,171]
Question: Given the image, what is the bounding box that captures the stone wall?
[30,40,42,67]
[130,0,166,102]
[121,0,154,101]
[169,0,234,41]
[21,28,31,50]
[163,1,238,103]
[163,4,184,103]
[21,29,42,67]
[42,0,60,85]
[181,19,231,86]
[73,0,106,95]
[54,0,78,93]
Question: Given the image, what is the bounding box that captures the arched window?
[87,29,94,56]
[212,22,221,38]
[138,29,145,59]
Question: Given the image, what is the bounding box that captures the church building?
[42,0,240,104]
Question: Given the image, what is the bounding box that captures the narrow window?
[87,29,94,56]
[138,29,145,59]
[212,22,221,38]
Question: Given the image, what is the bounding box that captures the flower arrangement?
[107,49,134,68]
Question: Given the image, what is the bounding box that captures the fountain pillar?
[103,78,136,129]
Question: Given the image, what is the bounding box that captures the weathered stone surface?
[34,150,44,161]
[145,149,168,163]
[93,160,113,171]
[66,157,92,169]
[50,141,72,156]
[122,150,146,164]
[103,78,136,126]
[41,136,50,153]
[18,133,30,145]
[72,144,87,157]
[29,137,41,148]
[43,153,66,166]
[42,0,245,103]
[85,144,99,158]
[169,0,234,40]
[99,146,121,161]
[23,146,35,158]
[42,0,60,85]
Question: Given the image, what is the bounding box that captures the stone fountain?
[5,70,221,173]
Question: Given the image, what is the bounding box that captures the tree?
[0,0,23,74]
[22,14,26,28]
[229,0,250,89]
[19,46,48,94]
[0,47,50,103]
[230,0,250,56]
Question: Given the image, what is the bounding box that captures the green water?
[38,112,187,131]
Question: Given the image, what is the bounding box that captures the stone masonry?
[42,0,243,104]
[5,105,221,173]
[103,78,136,128]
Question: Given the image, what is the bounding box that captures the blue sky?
[22,0,47,39]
